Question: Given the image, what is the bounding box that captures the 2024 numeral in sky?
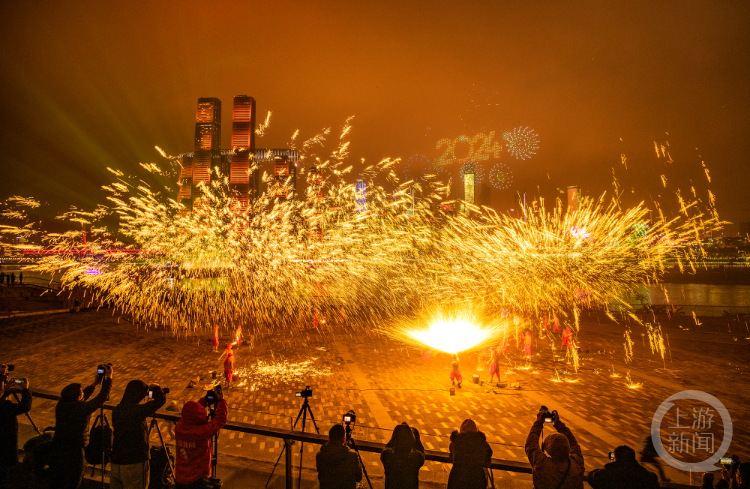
[434,132,503,168]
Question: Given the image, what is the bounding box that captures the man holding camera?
[587,445,659,489]
[525,407,584,489]
[316,424,362,489]
[111,380,168,489]
[51,363,113,489]
[0,365,32,487]
[174,387,227,488]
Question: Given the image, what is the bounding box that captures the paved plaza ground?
[2,290,750,488]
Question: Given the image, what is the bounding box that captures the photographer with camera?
[316,424,362,489]
[111,380,168,489]
[174,386,227,489]
[524,406,584,489]
[447,419,492,489]
[380,422,425,489]
[50,363,113,489]
[587,445,659,489]
[0,364,32,487]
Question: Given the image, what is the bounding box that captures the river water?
[626,283,750,315]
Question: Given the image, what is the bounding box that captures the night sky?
[1,1,748,229]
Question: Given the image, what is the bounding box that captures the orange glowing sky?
[0,1,748,227]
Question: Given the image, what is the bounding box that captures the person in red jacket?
[175,390,228,488]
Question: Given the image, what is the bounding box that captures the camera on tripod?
[342,410,356,425]
[296,386,313,398]
[539,405,558,424]
[206,385,223,407]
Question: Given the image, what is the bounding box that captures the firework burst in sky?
[503,126,539,160]
[489,162,514,190]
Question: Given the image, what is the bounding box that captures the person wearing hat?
[525,409,584,489]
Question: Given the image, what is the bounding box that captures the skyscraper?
[229,96,256,210]
[176,96,298,214]
[356,179,366,212]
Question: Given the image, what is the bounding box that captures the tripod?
[345,424,373,489]
[208,404,222,487]
[9,391,41,434]
[265,395,319,488]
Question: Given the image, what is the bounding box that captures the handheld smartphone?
[96,367,105,375]
[609,452,615,460]
[13,378,26,385]
[148,390,153,400]
[720,457,733,465]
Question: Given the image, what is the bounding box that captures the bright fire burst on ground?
[394,313,506,354]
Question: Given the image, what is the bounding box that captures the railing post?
[285,437,293,489]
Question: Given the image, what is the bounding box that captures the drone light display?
[433,132,503,169]
[489,162,514,190]
[403,153,432,182]
[503,126,539,160]
[459,161,485,182]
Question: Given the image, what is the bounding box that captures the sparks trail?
[0,126,723,353]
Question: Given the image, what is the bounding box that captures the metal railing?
[22,389,704,489]
[28,389,532,489]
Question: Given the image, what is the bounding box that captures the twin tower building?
[177,96,298,213]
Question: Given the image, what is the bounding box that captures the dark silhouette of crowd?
[4,360,750,489]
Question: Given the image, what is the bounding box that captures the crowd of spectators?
[1,361,748,489]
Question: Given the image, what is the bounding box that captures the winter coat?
[447,430,493,489]
[52,379,112,449]
[112,381,167,465]
[175,398,227,485]
[316,441,362,489]
[0,388,32,468]
[525,419,584,489]
[587,459,660,489]
[380,423,425,489]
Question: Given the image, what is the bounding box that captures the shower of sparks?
[0,119,724,357]
[625,371,643,389]
[503,126,539,160]
[231,358,332,390]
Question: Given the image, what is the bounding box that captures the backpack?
[85,414,112,466]
[148,444,175,489]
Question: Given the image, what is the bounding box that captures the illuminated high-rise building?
[356,179,366,212]
[178,97,222,212]
[568,186,580,212]
[462,171,475,214]
[177,96,298,214]
[229,96,256,210]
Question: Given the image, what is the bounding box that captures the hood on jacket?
[543,433,570,460]
[390,422,415,451]
[120,380,148,405]
[180,401,207,425]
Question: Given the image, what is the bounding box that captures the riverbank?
[662,265,750,285]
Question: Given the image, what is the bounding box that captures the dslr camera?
[296,386,313,399]
[342,410,356,425]
[539,405,558,424]
[206,384,223,407]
